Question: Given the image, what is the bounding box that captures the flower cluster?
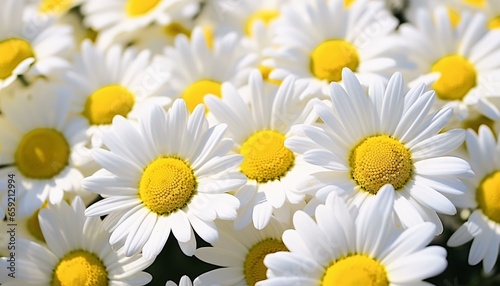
[0,0,500,285]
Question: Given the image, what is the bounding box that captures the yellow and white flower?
[0,82,87,218]
[400,6,500,121]
[286,68,473,234]
[206,71,318,230]
[0,0,74,90]
[66,40,170,147]
[83,99,246,258]
[265,0,404,95]
[259,186,447,285]
[81,0,199,48]
[195,219,289,286]
[0,197,153,285]
[157,26,257,114]
[447,125,500,272]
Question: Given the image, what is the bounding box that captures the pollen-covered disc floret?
[52,250,108,286]
[240,130,295,183]
[244,238,288,285]
[0,38,35,80]
[350,135,413,195]
[431,55,477,101]
[182,80,222,113]
[15,128,70,180]
[322,254,389,286]
[310,40,360,82]
[83,85,135,125]
[476,171,500,224]
[139,157,197,215]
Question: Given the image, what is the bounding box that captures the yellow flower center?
[0,38,35,80]
[350,135,413,195]
[83,84,135,125]
[258,64,282,85]
[310,40,360,82]
[344,0,356,7]
[15,128,70,179]
[447,7,461,28]
[39,0,73,14]
[245,10,280,36]
[462,115,495,135]
[52,250,108,286]
[488,16,500,29]
[181,79,221,113]
[477,171,500,224]
[164,22,191,38]
[431,55,477,101]
[461,0,486,8]
[322,254,389,286]
[244,238,288,286]
[139,157,197,216]
[125,0,160,17]
[239,130,295,183]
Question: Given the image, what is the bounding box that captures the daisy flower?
[447,125,500,272]
[30,0,84,17]
[0,197,153,285]
[205,71,319,230]
[286,68,473,233]
[264,0,404,95]
[167,275,193,286]
[65,40,170,147]
[207,0,285,37]
[83,99,246,258]
[81,0,199,48]
[259,186,447,285]
[400,6,500,121]
[0,0,73,90]
[157,26,257,113]
[0,82,87,218]
[195,219,289,286]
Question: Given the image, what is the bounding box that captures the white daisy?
[167,275,193,286]
[264,0,404,95]
[81,0,199,48]
[194,219,289,286]
[205,70,318,230]
[65,39,170,147]
[447,125,500,272]
[206,0,285,37]
[83,99,246,258]
[30,0,84,17]
[95,19,195,55]
[0,81,87,218]
[286,68,473,234]
[0,197,153,285]
[0,0,74,90]
[157,26,257,113]
[400,6,500,121]
[259,186,447,285]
